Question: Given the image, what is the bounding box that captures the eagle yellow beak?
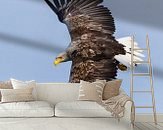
[54,58,63,66]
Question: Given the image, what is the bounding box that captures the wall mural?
[44,0,144,83]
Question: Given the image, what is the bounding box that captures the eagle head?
[54,52,70,66]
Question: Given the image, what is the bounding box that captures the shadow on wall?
[104,0,163,30]
[0,32,163,80]
[136,65,163,80]
[28,0,163,30]
[0,32,64,54]
[153,67,163,80]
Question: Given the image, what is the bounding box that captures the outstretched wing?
[45,0,126,82]
[44,0,116,38]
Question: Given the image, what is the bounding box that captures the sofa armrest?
[119,101,134,129]
[123,101,132,121]
[119,89,133,123]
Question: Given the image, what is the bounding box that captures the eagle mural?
[44,0,144,83]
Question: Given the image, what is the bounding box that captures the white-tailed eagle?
[44,0,144,83]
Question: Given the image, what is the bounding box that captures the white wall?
[0,0,162,113]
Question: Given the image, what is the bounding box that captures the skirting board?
[135,113,163,122]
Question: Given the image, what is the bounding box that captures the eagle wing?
[44,0,125,57]
[44,0,115,36]
[44,0,126,82]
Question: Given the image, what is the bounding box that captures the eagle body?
[68,33,125,82]
[44,0,144,83]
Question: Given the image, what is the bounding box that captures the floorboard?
[133,125,141,130]
[158,123,163,127]
[134,122,163,130]
[148,123,163,130]
[135,122,149,130]
[144,122,160,130]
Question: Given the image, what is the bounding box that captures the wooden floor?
[134,122,163,130]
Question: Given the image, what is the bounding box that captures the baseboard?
[135,113,163,122]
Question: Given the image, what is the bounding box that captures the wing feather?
[44,0,58,14]
[60,0,66,7]
[66,0,79,13]
[53,0,61,9]
[44,0,115,34]
[78,0,103,10]
[66,0,71,3]
[72,0,86,8]
[72,0,98,10]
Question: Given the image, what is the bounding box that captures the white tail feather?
[115,36,145,68]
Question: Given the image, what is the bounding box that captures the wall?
[0,0,162,113]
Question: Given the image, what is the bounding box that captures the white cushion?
[11,78,37,100]
[1,88,34,103]
[0,101,54,117]
[78,80,106,101]
[55,101,112,117]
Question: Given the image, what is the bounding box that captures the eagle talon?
[118,64,128,71]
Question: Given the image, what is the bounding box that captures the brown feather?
[44,0,126,83]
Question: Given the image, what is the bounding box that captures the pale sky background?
[0,0,163,113]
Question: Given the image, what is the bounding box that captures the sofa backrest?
[36,83,126,105]
[36,83,80,105]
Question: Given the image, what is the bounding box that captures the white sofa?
[0,83,133,130]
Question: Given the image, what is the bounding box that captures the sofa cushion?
[0,101,54,117]
[11,79,36,89]
[0,81,13,101]
[0,88,34,103]
[103,80,122,100]
[55,101,112,117]
[78,80,106,102]
[11,78,37,100]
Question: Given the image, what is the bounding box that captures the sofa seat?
[0,101,54,117]
[55,101,113,117]
[0,117,131,130]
